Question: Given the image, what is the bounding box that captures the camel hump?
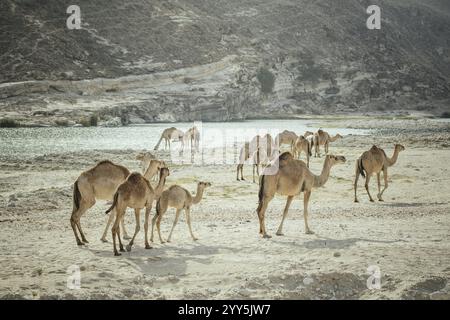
[279,151,293,161]
[96,160,115,167]
[127,172,143,184]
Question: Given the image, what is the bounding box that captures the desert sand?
[0,117,449,300]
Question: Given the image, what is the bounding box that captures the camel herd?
[69,125,405,256]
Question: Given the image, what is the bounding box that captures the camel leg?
[306,151,310,168]
[365,175,375,202]
[121,214,131,240]
[354,162,360,203]
[236,164,241,181]
[167,209,181,242]
[144,206,153,249]
[325,142,329,155]
[276,196,294,236]
[185,208,198,241]
[111,208,125,256]
[376,173,382,201]
[257,198,272,238]
[126,209,141,252]
[156,214,165,243]
[379,168,388,201]
[252,164,256,183]
[303,190,314,234]
[71,198,95,245]
[101,209,116,242]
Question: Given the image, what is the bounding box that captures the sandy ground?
[0,117,449,300]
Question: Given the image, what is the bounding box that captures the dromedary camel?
[256,152,346,238]
[100,159,166,242]
[313,129,343,157]
[105,168,170,256]
[293,136,312,167]
[275,130,297,153]
[154,127,184,151]
[183,126,200,152]
[151,181,211,243]
[135,151,155,173]
[237,133,275,182]
[354,144,405,203]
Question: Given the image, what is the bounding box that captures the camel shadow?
[380,202,448,208]
[300,236,403,250]
[86,241,236,276]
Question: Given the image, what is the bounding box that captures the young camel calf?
[151,181,211,243]
[105,168,170,256]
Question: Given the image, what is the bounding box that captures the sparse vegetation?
[256,67,275,94]
[440,112,450,118]
[54,119,69,127]
[79,115,98,127]
[0,118,20,128]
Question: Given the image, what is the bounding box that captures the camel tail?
[307,139,312,157]
[154,136,163,150]
[357,158,366,178]
[256,174,265,213]
[72,181,81,212]
[105,192,118,214]
[155,197,161,217]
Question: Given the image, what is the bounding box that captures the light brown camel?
[183,126,200,152]
[154,127,184,150]
[135,151,155,173]
[151,181,211,243]
[293,136,312,167]
[70,160,132,246]
[275,130,298,153]
[100,159,166,242]
[354,144,405,203]
[313,129,343,157]
[105,168,170,256]
[256,152,346,238]
[237,134,275,182]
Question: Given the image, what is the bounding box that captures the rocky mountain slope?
[1,0,449,125]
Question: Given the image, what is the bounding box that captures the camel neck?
[192,185,204,204]
[329,134,340,142]
[386,149,400,167]
[313,157,332,188]
[154,176,167,197]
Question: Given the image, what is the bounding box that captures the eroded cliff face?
[1,0,449,125]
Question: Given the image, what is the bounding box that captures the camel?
[313,129,343,157]
[275,130,298,153]
[70,160,134,246]
[256,152,346,238]
[183,126,200,152]
[354,144,405,203]
[135,151,155,173]
[237,134,275,182]
[154,127,184,151]
[151,181,211,243]
[100,159,166,242]
[293,136,312,167]
[105,167,170,256]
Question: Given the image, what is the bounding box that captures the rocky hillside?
[1,0,449,125]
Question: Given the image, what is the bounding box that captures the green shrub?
[256,67,275,94]
[0,118,20,128]
[441,112,450,118]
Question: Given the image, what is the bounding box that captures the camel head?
[136,151,155,161]
[304,131,314,137]
[159,167,170,179]
[335,133,343,139]
[327,155,346,166]
[198,181,211,190]
[394,144,405,152]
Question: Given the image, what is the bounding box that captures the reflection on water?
[0,120,369,160]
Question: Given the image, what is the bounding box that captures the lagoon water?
[0,120,370,160]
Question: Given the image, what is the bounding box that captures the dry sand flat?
[0,117,449,299]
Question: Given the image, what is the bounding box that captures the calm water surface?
[0,120,370,160]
